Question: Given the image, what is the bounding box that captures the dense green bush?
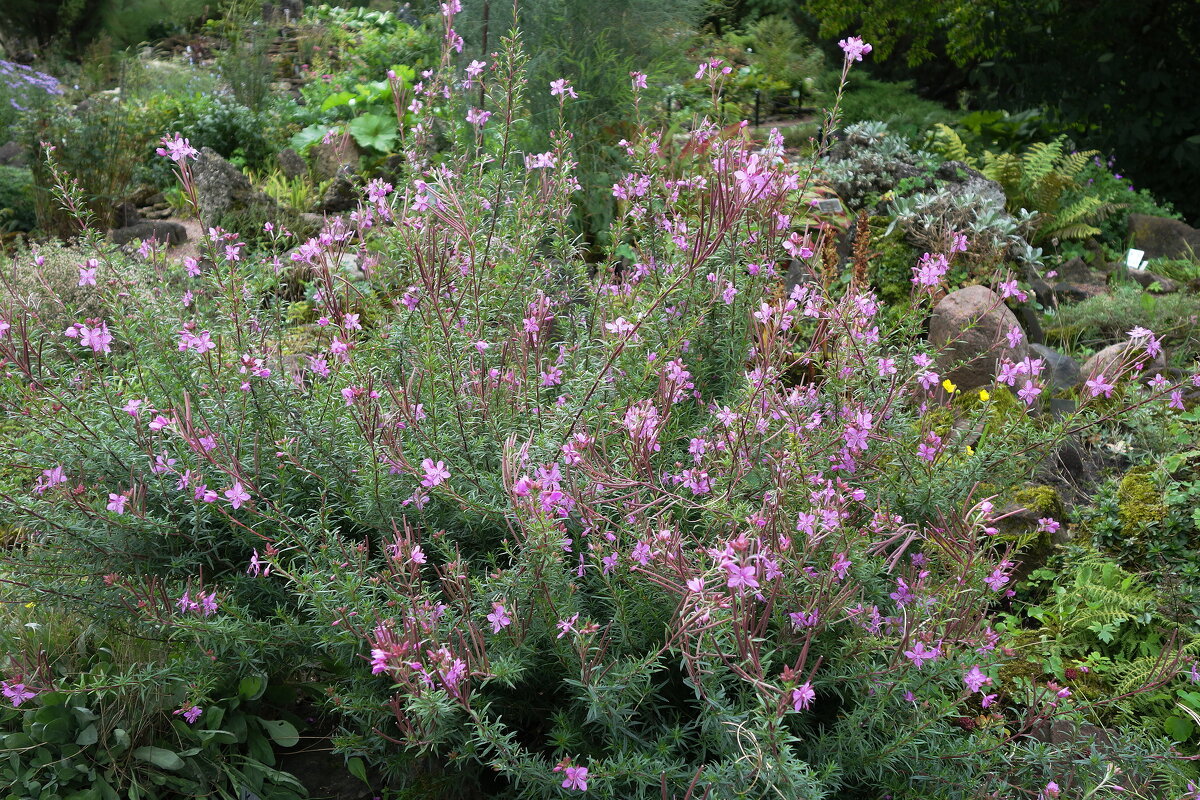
[4,28,1198,800]
[0,166,37,233]
[139,92,282,187]
[25,92,150,231]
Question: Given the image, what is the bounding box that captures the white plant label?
[1126,248,1146,270]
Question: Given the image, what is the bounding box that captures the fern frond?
[1049,222,1103,241]
[1058,149,1098,179]
[1021,137,1065,186]
[930,123,973,165]
[981,151,1021,196]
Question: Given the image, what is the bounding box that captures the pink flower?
[912,252,948,288]
[107,493,128,514]
[791,681,816,711]
[561,765,588,792]
[838,36,873,62]
[487,602,511,633]
[550,78,577,99]
[409,545,427,565]
[903,641,939,669]
[984,566,1009,592]
[420,458,450,488]
[963,665,993,693]
[78,264,97,286]
[173,704,203,724]
[723,560,759,590]
[1085,373,1116,398]
[630,71,647,90]
[224,482,251,509]
[156,133,199,162]
[466,107,492,126]
[556,613,579,639]
[2,681,38,707]
[1017,380,1042,406]
[248,549,270,577]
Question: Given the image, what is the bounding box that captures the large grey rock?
[192,147,275,224]
[1120,266,1180,293]
[929,285,1029,391]
[110,220,188,246]
[316,168,358,213]
[310,137,359,181]
[1129,213,1200,260]
[0,140,27,167]
[1035,257,1109,306]
[936,160,1007,208]
[1030,343,1081,391]
[276,147,307,179]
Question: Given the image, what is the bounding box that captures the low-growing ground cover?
[2,4,1200,800]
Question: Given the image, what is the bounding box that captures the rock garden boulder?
[1030,343,1082,392]
[276,147,307,179]
[1031,257,1108,306]
[929,285,1028,391]
[1081,339,1167,383]
[192,147,276,224]
[1128,213,1200,260]
[316,167,358,213]
[110,220,188,246]
[310,137,360,181]
[1120,266,1180,293]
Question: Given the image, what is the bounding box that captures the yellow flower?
[24,602,34,608]
[942,379,958,394]
[966,445,975,456]
[978,389,990,402]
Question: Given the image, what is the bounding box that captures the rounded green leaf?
[1165,715,1194,742]
[258,719,299,748]
[132,746,186,771]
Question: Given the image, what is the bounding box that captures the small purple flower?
[791,681,816,711]
[838,36,873,62]
[2,680,38,707]
[156,133,199,163]
[174,704,203,724]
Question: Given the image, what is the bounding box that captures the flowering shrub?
[0,59,63,132]
[2,22,1197,800]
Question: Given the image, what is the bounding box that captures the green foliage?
[1044,284,1200,363]
[300,4,436,80]
[0,0,207,51]
[837,75,960,139]
[804,0,1200,223]
[0,662,306,799]
[1071,157,1182,250]
[929,131,1113,246]
[979,137,1112,244]
[292,69,415,157]
[23,93,150,231]
[952,108,1068,155]
[0,167,37,233]
[139,91,282,186]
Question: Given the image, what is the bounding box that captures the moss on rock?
[1116,467,1166,536]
